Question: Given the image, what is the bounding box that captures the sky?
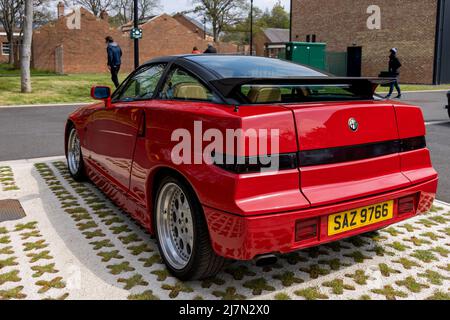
[161,0,291,15]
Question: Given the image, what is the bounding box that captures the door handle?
[137,110,146,137]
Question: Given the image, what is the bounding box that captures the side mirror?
[91,86,112,108]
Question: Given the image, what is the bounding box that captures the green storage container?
[285,42,327,71]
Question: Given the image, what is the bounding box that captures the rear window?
[186,55,326,78]
[240,84,373,104]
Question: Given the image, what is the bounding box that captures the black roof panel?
[184,55,327,78]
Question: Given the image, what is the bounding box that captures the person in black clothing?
[204,43,217,54]
[105,36,122,88]
[386,48,402,99]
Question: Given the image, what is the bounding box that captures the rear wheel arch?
[148,167,201,220]
[149,167,225,279]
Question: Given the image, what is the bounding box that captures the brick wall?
[32,10,237,74]
[0,33,20,64]
[33,7,131,73]
[172,14,215,42]
[138,14,237,63]
[0,34,9,63]
[254,32,269,56]
[291,0,438,84]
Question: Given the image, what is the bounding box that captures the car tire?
[66,125,86,181]
[154,175,225,280]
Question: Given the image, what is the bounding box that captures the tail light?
[398,196,415,215]
[295,218,319,242]
[212,152,298,174]
[400,136,426,152]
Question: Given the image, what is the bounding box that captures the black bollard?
[446,91,450,118]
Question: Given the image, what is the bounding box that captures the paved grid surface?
[0,158,449,300]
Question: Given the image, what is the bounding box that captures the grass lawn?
[376,84,449,93]
[0,73,121,105]
[0,63,56,76]
[0,62,448,105]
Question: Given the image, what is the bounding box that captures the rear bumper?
[204,178,438,260]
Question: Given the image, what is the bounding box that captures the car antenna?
[234,105,239,112]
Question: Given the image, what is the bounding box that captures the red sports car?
[65,55,438,280]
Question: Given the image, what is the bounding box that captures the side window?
[116,64,165,101]
[160,67,215,102]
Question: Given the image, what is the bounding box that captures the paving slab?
[0,158,449,300]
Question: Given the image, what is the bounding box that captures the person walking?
[105,36,122,88]
[386,48,402,99]
[204,43,217,54]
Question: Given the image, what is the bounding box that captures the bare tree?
[69,0,113,16]
[34,1,54,28]
[138,0,160,19]
[0,0,23,65]
[192,0,247,42]
[20,0,32,93]
[112,0,160,26]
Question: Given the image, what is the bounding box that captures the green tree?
[221,6,263,44]
[222,1,289,45]
[259,1,289,29]
[192,0,248,42]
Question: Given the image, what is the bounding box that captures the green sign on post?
[130,28,143,40]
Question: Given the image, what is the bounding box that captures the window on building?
[1,42,10,55]
[312,34,317,43]
[306,35,311,42]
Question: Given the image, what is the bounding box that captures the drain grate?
[0,199,26,222]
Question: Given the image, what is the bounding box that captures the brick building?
[32,3,237,74]
[0,27,21,64]
[291,0,450,84]
[173,13,214,42]
[33,5,130,73]
[254,28,289,57]
[0,27,11,63]
[121,14,236,60]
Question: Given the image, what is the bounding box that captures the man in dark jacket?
[105,36,122,88]
[386,48,402,99]
[204,43,217,54]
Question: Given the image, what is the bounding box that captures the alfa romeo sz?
[65,55,438,280]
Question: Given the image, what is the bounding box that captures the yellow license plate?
[328,200,394,236]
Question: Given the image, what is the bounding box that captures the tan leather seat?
[173,83,207,100]
[247,87,282,103]
[298,87,310,97]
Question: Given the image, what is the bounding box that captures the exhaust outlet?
[255,254,278,267]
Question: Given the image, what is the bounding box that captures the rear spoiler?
[210,77,396,98]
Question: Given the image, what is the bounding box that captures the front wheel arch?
[64,120,76,158]
[66,123,86,181]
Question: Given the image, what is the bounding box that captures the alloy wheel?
[156,182,194,270]
[67,128,81,175]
